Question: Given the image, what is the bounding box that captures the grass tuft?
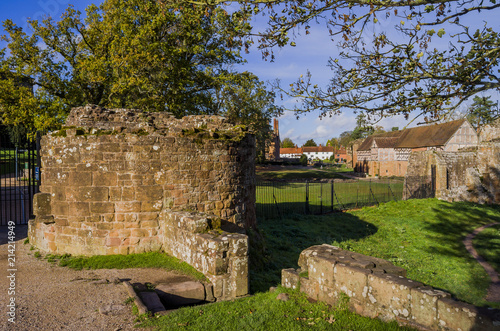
[56,252,207,282]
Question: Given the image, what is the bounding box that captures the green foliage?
[281,137,295,148]
[0,0,274,137]
[467,96,500,130]
[216,71,282,162]
[139,287,411,330]
[302,139,316,147]
[325,137,339,149]
[299,154,308,166]
[233,0,500,122]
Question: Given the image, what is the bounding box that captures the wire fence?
[256,177,432,219]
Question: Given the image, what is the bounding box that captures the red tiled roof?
[302,146,334,153]
[280,147,303,154]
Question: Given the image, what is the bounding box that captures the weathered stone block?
[300,276,318,301]
[69,172,92,186]
[308,255,336,288]
[93,172,117,186]
[135,186,163,201]
[141,200,163,212]
[410,286,450,329]
[230,256,248,297]
[68,202,90,217]
[367,273,422,322]
[69,187,109,202]
[115,201,141,213]
[437,298,481,330]
[90,202,115,214]
[334,264,370,301]
[33,193,51,216]
[281,268,300,290]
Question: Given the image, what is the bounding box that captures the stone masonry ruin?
[29,104,255,301]
[405,119,500,204]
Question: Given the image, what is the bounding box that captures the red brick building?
[355,119,478,177]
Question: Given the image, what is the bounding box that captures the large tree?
[192,0,500,124]
[0,0,256,137]
[215,71,283,162]
[280,137,295,148]
[303,139,317,147]
[466,95,500,130]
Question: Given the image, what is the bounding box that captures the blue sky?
[0,1,494,146]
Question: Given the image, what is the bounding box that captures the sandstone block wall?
[282,245,500,330]
[29,105,255,300]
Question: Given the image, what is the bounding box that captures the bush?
[299,154,308,166]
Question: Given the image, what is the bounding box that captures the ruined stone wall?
[29,105,255,300]
[282,245,500,330]
[404,119,500,204]
[160,212,248,300]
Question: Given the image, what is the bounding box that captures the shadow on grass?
[250,203,377,293]
[424,201,500,257]
[419,201,500,307]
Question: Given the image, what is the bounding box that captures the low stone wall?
[282,245,500,330]
[160,211,248,301]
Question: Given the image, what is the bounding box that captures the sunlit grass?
[255,199,500,309]
[139,287,414,331]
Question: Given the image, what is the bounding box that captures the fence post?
[369,179,379,206]
[305,181,310,214]
[320,182,323,215]
[330,181,334,212]
[356,179,359,208]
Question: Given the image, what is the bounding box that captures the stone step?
[139,291,167,315]
[155,281,206,307]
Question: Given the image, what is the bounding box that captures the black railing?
[256,178,406,219]
[0,133,40,225]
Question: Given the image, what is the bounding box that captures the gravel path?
[0,225,192,331]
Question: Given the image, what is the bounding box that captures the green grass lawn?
[139,287,414,331]
[253,199,500,309]
[0,149,36,175]
[473,223,500,274]
[38,251,207,282]
[256,179,403,217]
[256,168,350,181]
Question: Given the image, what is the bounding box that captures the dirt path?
[463,222,500,302]
[0,225,194,331]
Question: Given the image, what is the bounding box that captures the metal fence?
[256,177,433,219]
[0,133,40,225]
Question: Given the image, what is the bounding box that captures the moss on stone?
[51,129,67,137]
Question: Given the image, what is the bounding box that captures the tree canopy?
[0,0,279,138]
[280,137,295,148]
[192,0,500,124]
[466,95,500,130]
[303,139,317,147]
